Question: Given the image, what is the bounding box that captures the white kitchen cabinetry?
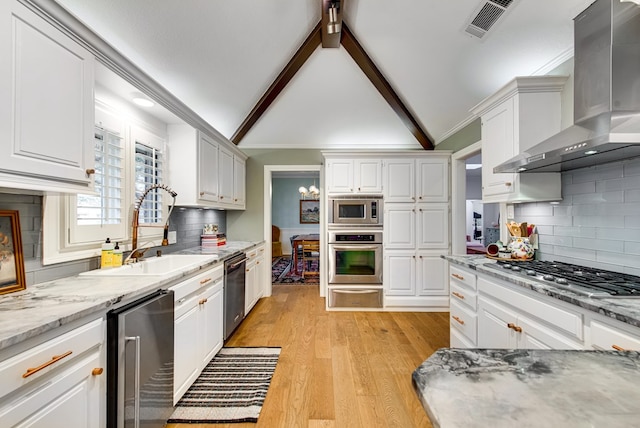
[383,156,449,203]
[588,316,640,351]
[0,318,105,427]
[449,265,478,348]
[477,276,583,350]
[168,124,246,209]
[471,76,567,203]
[0,0,95,193]
[245,244,266,315]
[171,265,224,404]
[326,158,382,194]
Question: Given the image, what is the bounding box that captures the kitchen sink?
[80,254,218,277]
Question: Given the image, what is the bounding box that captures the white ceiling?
[55,0,595,150]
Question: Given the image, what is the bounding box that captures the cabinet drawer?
[479,277,583,341]
[450,282,477,310]
[450,266,476,290]
[450,299,477,345]
[0,318,104,397]
[170,265,223,302]
[591,320,640,351]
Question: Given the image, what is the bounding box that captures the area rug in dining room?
[167,347,281,424]
[271,256,319,284]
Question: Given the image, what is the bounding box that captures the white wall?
[272,176,320,254]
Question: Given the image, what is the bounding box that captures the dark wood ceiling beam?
[321,0,343,48]
[231,22,322,145]
[340,23,434,150]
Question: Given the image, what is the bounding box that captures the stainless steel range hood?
[495,0,640,174]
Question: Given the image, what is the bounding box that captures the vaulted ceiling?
[55,0,595,150]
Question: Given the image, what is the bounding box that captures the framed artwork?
[0,210,26,295]
[299,200,319,224]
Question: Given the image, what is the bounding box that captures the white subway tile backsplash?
[515,203,554,216]
[554,245,596,262]
[541,234,574,246]
[596,227,640,241]
[553,226,596,238]
[562,180,596,196]
[624,159,640,176]
[596,251,640,268]
[571,191,624,205]
[571,163,622,183]
[573,215,625,228]
[574,237,623,253]
[595,178,624,193]
[625,189,640,202]
[625,241,640,255]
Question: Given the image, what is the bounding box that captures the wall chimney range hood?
[495,0,640,174]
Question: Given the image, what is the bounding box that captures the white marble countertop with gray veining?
[443,255,640,329]
[0,241,262,351]
[413,348,640,428]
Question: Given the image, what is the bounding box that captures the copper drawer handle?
[612,344,627,351]
[452,291,465,299]
[507,323,523,333]
[92,367,104,376]
[23,351,73,378]
[452,273,464,280]
[200,277,212,285]
[85,168,95,176]
[452,316,465,325]
[199,298,208,305]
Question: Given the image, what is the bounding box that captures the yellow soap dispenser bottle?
[112,242,123,267]
[101,238,114,268]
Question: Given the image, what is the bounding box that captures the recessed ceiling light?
[132,97,154,107]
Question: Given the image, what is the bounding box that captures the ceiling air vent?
[465,0,515,39]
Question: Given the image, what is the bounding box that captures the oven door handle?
[332,289,379,294]
[330,245,380,251]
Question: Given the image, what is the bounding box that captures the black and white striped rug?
[167,347,281,424]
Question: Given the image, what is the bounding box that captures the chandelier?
[298,181,320,199]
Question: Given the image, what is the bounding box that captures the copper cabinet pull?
[452,273,464,280]
[200,277,212,285]
[85,168,95,176]
[452,291,465,299]
[199,298,208,305]
[505,182,512,187]
[92,368,104,376]
[23,351,73,378]
[200,191,205,196]
[452,315,465,325]
[612,344,627,351]
[507,323,523,333]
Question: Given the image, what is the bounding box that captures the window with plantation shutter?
[134,141,165,225]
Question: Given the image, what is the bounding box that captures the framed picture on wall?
[0,210,26,295]
[300,200,319,224]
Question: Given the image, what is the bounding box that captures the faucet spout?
[130,184,178,263]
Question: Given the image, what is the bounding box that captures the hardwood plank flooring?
[167,285,450,428]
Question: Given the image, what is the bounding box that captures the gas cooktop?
[484,260,640,298]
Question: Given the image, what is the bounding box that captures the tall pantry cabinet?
[383,154,450,310]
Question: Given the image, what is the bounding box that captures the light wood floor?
[167,284,450,428]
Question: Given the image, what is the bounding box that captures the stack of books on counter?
[201,233,226,249]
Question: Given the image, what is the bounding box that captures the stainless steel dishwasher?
[224,252,247,340]
[107,289,174,428]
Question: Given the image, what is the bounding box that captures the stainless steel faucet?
[128,184,177,263]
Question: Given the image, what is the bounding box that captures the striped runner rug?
[167,347,281,424]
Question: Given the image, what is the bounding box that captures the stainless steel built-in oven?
[328,230,383,285]
[328,196,382,226]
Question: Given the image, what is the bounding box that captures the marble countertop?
[444,255,640,329]
[0,241,262,351]
[413,348,640,428]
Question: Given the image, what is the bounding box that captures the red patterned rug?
[271,256,318,284]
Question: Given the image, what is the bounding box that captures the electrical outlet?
[506,204,515,219]
[168,231,177,244]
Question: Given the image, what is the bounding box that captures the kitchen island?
[413,348,640,428]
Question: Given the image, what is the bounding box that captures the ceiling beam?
[340,23,434,150]
[231,22,322,145]
[321,0,343,48]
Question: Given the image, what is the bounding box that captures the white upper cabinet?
[233,155,246,208]
[383,155,449,203]
[471,76,567,203]
[198,132,220,203]
[326,158,382,194]
[0,0,95,192]
[218,145,234,204]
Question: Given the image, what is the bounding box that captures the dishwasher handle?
[125,335,141,428]
[227,257,248,270]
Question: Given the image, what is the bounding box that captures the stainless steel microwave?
[328,197,382,226]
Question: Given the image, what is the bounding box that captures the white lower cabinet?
[0,318,105,428]
[171,265,224,404]
[384,251,448,310]
[245,245,265,315]
[588,317,640,351]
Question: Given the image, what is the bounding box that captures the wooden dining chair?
[300,240,320,279]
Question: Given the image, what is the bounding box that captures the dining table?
[290,233,320,274]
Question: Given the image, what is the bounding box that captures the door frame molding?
[451,141,482,255]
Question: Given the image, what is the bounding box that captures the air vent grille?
[465,0,516,39]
